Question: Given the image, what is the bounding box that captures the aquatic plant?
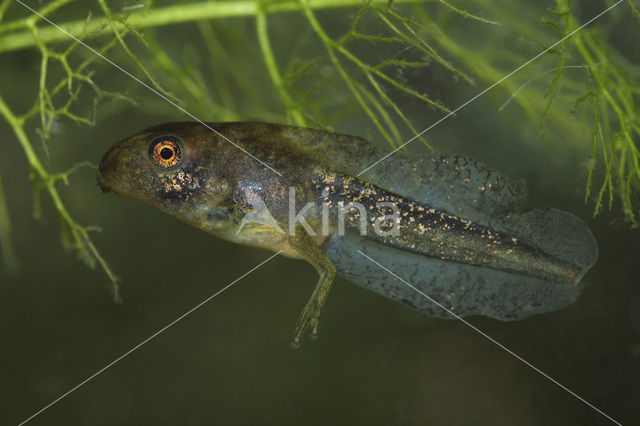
[0,0,638,292]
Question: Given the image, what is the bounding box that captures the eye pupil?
[160,147,173,159]
[150,137,182,168]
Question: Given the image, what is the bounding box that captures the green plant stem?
[256,8,306,127]
[0,171,19,275]
[0,0,429,54]
[0,0,12,23]
[0,93,120,298]
[300,0,396,145]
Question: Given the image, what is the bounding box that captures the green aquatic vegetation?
[538,0,640,223]
[412,0,640,223]
[0,0,154,299]
[298,0,477,148]
[0,0,638,291]
[572,24,640,224]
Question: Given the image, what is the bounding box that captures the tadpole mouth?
[96,170,111,193]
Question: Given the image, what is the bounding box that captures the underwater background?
[1,0,639,424]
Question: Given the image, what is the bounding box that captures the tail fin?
[324,208,597,321]
[494,207,598,276]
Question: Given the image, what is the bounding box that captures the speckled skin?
[312,171,580,285]
[98,122,322,258]
[98,121,598,340]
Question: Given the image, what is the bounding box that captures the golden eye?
[150,137,181,168]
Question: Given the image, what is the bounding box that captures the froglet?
[97,122,598,347]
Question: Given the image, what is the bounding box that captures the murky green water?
[1,1,639,425]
